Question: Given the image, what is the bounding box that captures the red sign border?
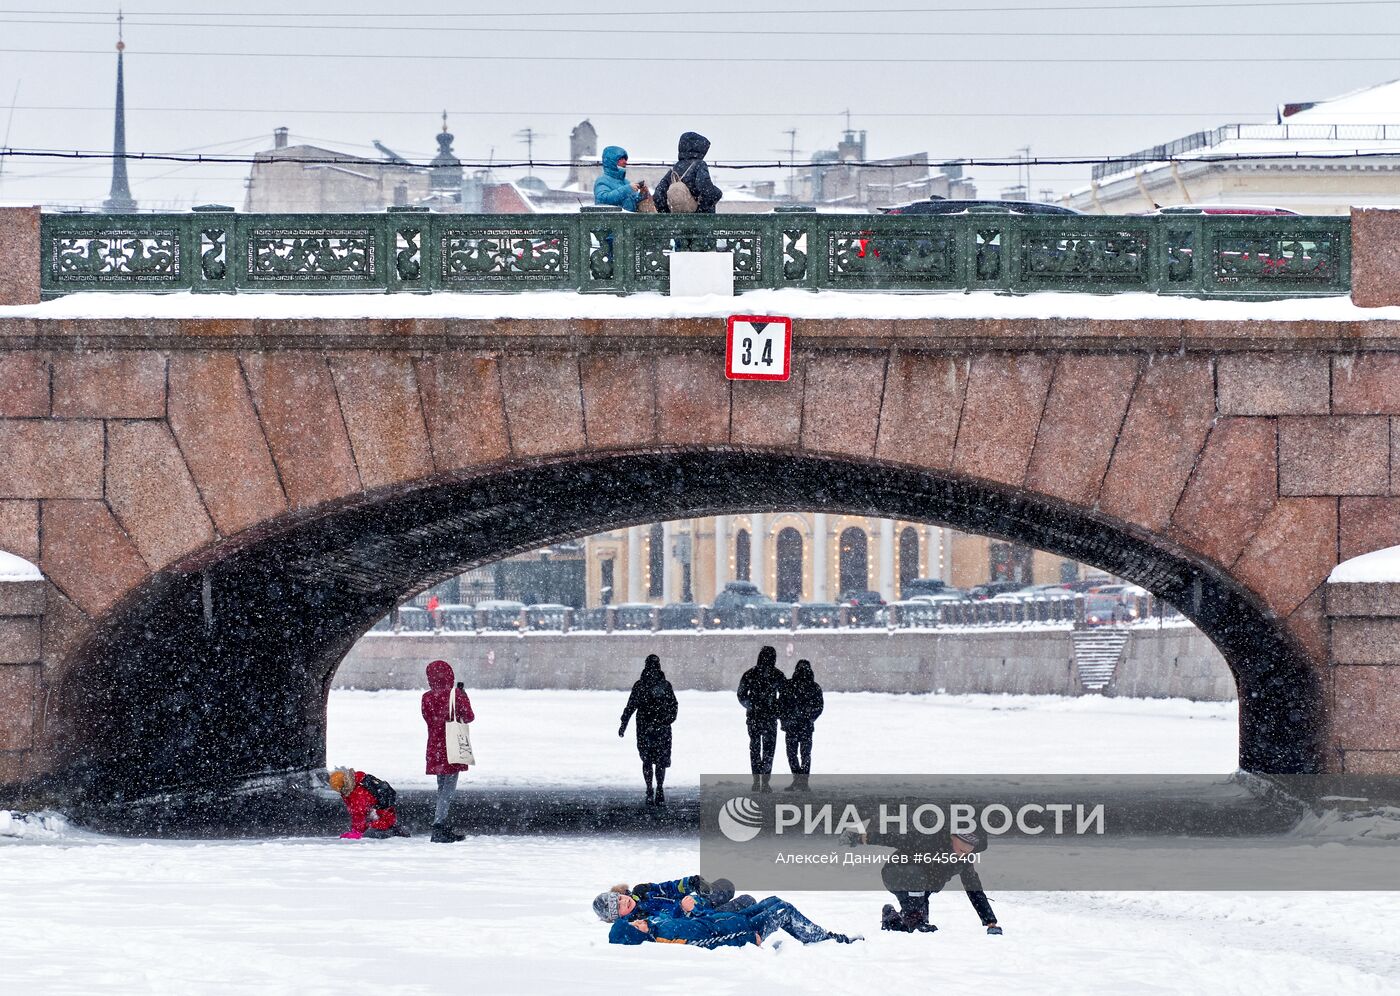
[725,315,793,382]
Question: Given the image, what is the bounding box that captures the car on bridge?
[879,198,1082,216]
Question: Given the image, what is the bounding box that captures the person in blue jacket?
[593,146,648,211]
[597,892,860,947]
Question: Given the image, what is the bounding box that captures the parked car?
[612,602,655,631]
[523,603,570,631]
[968,581,1024,600]
[435,603,476,631]
[795,601,841,628]
[475,599,525,630]
[394,605,432,632]
[658,602,705,630]
[711,581,774,627]
[901,577,950,600]
[1083,594,1132,627]
[840,589,887,626]
[880,198,1081,216]
[1152,204,1298,216]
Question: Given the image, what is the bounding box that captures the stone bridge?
[3,207,1400,800]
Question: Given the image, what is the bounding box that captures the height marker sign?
[725,315,792,382]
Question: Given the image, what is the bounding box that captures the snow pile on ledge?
[0,550,42,582]
[4,288,1400,323]
[0,811,72,841]
[1328,544,1400,583]
[1292,804,1400,842]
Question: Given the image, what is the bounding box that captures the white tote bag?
[445,688,476,766]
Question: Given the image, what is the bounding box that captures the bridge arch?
[50,447,1322,797]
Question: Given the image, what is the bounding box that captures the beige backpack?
[666,162,699,214]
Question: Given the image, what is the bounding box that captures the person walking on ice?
[737,645,786,792]
[619,653,679,805]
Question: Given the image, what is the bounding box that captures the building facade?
[581,515,1086,608]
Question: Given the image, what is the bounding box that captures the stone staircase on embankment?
[1071,628,1131,691]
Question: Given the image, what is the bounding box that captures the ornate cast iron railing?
[39,209,1351,299]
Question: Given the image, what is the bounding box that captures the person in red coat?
[328,767,407,840]
[422,659,474,843]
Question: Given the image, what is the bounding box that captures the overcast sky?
[1,0,1397,209]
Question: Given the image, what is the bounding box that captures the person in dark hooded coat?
[652,131,724,214]
[777,658,824,791]
[619,654,679,805]
[736,645,786,792]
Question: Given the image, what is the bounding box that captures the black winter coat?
[737,661,785,722]
[867,825,997,926]
[621,662,678,759]
[778,663,824,734]
[652,132,724,214]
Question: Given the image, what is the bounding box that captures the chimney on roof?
[274,127,289,150]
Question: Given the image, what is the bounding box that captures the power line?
[4,16,1396,37]
[7,147,1400,170]
[7,0,1399,15]
[4,47,1398,63]
[1,105,1271,118]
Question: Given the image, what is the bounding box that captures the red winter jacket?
[422,659,475,775]
[341,771,397,835]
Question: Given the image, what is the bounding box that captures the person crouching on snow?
[328,767,409,840]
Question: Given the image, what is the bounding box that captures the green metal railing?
[39,209,1352,299]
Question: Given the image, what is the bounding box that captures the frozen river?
[7,691,1398,994]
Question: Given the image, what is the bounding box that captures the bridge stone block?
[414,354,511,472]
[1332,354,1400,415]
[951,354,1054,485]
[0,420,104,499]
[240,353,360,509]
[874,354,967,470]
[1170,417,1277,566]
[1332,666,1400,750]
[0,354,50,417]
[1098,356,1216,532]
[40,585,89,679]
[51,351,166,419]
[105,421,217,571]
[801,353,887,458]
[579,353,656,450]
[1231,498,1337,619]
[1339,498,1400,560]
[1350,207,1400,309]
[731,366,805,449]
[0,617,40,663]
[0,664,39,749]
[39,500,150,618]
[1216,354,1329,416]
[1279,416,1389,496]
[1341,751,1400,775]
[0,206,40,307]
[329,354,434,490]
[167,354,286,535]
[655,353,731,447]
[1331,618,1400,666]
[0,501,39,561]
[499,355,586,458]
[0,578,44,616]
[1025,354,1138,506]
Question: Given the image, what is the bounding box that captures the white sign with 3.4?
[725,315,792,382]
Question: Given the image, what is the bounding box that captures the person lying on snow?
[846,823,1001,934]
[603,875,755,917]
[595,891,861,947]
[328,767,409,840]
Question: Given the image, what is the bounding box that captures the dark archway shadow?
[56,448,1322,801]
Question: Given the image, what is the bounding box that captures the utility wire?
[9,0,1400,15]
[3,47,1397,63]
[4,17,1396,37]
[7,147,1400,169]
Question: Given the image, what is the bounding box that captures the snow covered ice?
[6,690,1399,994]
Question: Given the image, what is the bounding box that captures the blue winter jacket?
[608,906,755,947]
[593,146,641,211]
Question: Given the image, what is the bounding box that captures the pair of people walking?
[593,132,724,214]
[738,646,824,792]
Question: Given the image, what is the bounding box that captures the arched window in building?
[988,540,1033,585]
[648,523,665,597]
[775,527,804,603]
[838,527,869,595]
[898,526,920,595]
[735,528,751,582]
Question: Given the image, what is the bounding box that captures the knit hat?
[592,891,622,923]
[757,645,777,668]
[328,767,355,796]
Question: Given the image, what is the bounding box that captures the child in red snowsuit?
[328,767,408,839]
